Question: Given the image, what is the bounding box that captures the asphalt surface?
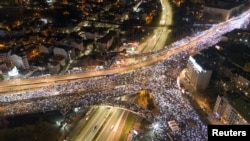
[67,106,129,141]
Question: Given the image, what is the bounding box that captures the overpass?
[0,3,250,119]
[0,92,155,122]
[0,8,250,94]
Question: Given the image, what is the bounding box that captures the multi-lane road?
[67,106,129,141]
[138,0,172,53]
[0,2,249,141]
[0,0,174,94]
[1,7,250,95]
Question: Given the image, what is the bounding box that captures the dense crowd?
[0,8,250,141]
[0,49,207,141]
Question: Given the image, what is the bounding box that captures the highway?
[0,2,249,97]
[68,106,129,141]
[139,0,172,53]
[95,108,128,141]
[0,2,249,141]
[69,106,109,141]
[0,0,173,94]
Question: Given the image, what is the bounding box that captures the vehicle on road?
[93,125,97,132]
[110,125,114,130]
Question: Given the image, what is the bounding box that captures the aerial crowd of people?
[0,49,208,140]
[0,8,250,141]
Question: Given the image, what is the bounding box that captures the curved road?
[0,2,250,95]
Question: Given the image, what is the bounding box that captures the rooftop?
[205,0,246,10]
[192,47,219,70]
[225,91,250,123]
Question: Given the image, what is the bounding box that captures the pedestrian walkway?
[178,69,224,125]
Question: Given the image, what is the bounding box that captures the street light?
[153,123,159,131]
[68,50,72,63]
[152,122,160,140]
[133,130,138,135]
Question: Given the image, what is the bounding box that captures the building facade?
[10,52,30,70]
[186,56,212,90]
[203,0,247,21]
[213,93,250,125]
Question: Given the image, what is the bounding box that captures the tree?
[147,97,155,110]
[0,74,4,81]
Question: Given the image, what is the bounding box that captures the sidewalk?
[207,115,224,125]
[178,69,224,125]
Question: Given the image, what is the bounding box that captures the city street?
[0,10,249,94]
[1,1,250,96]
[0,1,250,141]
